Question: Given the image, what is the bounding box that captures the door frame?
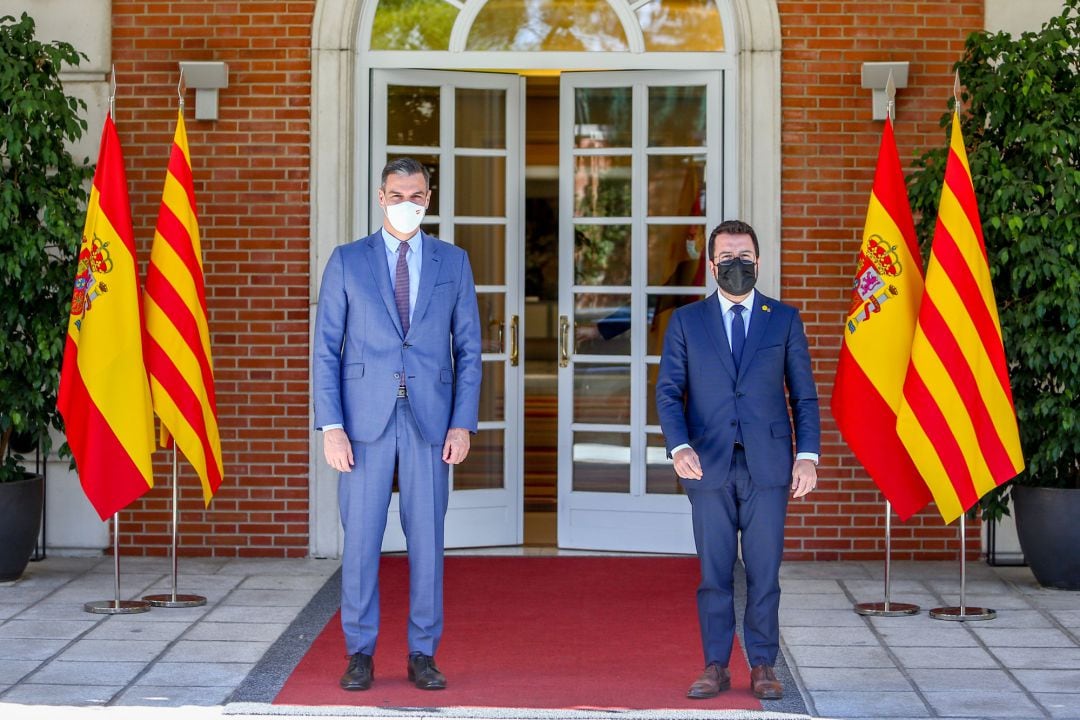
[308,0,782,558]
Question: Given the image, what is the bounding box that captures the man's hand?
[323,428,354,473]
[673,447,703,480]
[443,427,471,465]
[791,458,817,499]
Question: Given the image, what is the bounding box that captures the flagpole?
[143,71,205,609]
[144,446,206,608]
[853,74,918,618]
[84,514,151,614]
[930,512,996,621]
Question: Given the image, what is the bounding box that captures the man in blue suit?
[656,220,820,701]
[313,158,482,692]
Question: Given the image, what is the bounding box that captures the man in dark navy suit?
[656,220,820,700]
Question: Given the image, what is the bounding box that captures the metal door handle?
[509,315,519,367]
[559,315,570,368]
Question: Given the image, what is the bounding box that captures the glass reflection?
[646,292,702,356]
[477,293,506,353]
[479,360,505,422]
[574,87,632,148]
[387,153,440,216]
[456,156,506,216]
[456,88,507,149]
[467,0,630,51]
[575,224,630,286]
[371,0,459,50]
[453,429,505,490]
[637,0,725,52]
[574,156,631,217]
[572,431,630,493]
[575,293,631,356]
[647,155,705,217]
[574,363,630,424]
[456,224,505,285]
[649,85,707,147]
[646,434,683,494]
[647,223,706,286]
[387,85,440,146]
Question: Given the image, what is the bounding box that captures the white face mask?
[384,200,426,235]
[686,239,701,260]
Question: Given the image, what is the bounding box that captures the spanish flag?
[896,112,1025,523]
[58,114,155,520]
[143,112,224,504]
[832,117,932,520]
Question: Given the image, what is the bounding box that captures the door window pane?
[575,224,631,286]
[648,85,707,146]
[387,153,440,216]
[456,88,507,149]
[647,292,702,355]
[371,0,458,50]
[453,429,504,490]
[574,156,631,217]
[477,292,506,353]
[387,86,440,147]
[646,434,683,494]
[479,360,505,422]
[456,156,506,216]
[572,431,630,493]
[574,363,630,424]
[467,0,630,51]
[456,224,505,285]
[647,223,706,286]
[637,0,725,52]
[574,87,632,148]
[647,154,705,217]
[646,362,661,425]
[575,293,631,356]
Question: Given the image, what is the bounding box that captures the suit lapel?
[738,293,774,376]
[363,232,404,339]
[702,293,738,381]
[407,231,440,338]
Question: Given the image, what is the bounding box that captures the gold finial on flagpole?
[178,68,186,114]
[885,70,897,122]
[109,64,116,118]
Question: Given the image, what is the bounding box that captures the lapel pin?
[761,304,771,312]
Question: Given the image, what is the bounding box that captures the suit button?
[736,391,745,398]
[730,420,737,426]
[394,373,400,379]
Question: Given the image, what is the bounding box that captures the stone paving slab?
[782,625,880,646]
[906,667,1022,692]
[796,666,912,692]
[202,605,313,625]
[220,589,319,607]
[1035,692,1080,719]
[0,660,38,685]
[55,639,170,663]
[184,621,290,642]
[890,645,1000,669]
[83,620,190,642]
[132,661,255,688]
[989,646,1080,670]
[784,644,895,669]
[779,608,869,627]
[24,660,145,686]
[874,625,979,647]
[0,638,68,661]
[922,689,1044,718]
[1011,669,1080,693]
[113,683,231,707]
[974,627,1077,647]
[159,640,271,664]
[1,683,124,705]
[0,619,99,640]
[809,689,929,717]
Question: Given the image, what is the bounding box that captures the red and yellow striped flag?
[58,114,155,520]
[832,118,932,520]
[896,112,1025,523]
[143,111,224,504]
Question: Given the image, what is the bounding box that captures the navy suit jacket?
[655,291,820,489]
[312,230,482,445]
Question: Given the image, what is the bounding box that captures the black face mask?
[713,258,757,296]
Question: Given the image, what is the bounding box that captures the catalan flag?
[896,111,1025,523]
[143,111,224,505]
[832,118,932,520]
[58,114,155,520]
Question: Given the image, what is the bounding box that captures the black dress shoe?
[407,653,447,690]
[340,652,374,691]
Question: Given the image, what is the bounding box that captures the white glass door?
[371,69,523,550]
[557,71,722,553]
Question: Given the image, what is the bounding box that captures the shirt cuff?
[671,443,692,455]
[795,452,819,465]
[320,423,344,431]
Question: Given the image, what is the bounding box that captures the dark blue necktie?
[730,304,746,368]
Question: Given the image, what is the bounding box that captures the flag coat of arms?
[58,114,155,520]
[832,117,932,520]
[896,111,1025,523]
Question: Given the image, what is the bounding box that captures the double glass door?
[370,69,720,553]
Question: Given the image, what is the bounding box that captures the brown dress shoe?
[340,652,373,691]
[686,663,731,699]
[750,664,783,699]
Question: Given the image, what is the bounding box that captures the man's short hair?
[380,157,431,189]
[708,220,760,260]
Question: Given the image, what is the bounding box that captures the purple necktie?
[395,240,410,336]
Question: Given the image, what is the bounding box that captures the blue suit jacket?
[312,230,482,445]
[655,291,820,489]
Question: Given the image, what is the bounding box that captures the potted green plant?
[907,1,1080,589]
[0,13,91,581]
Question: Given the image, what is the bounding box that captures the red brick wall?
[106,1,986,560]
[777,0,985,560]
[111,1,317,557]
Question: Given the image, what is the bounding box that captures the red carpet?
[275,556,761,711]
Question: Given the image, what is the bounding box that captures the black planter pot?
[0,473,44,582]
[1013,485,1080,590]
